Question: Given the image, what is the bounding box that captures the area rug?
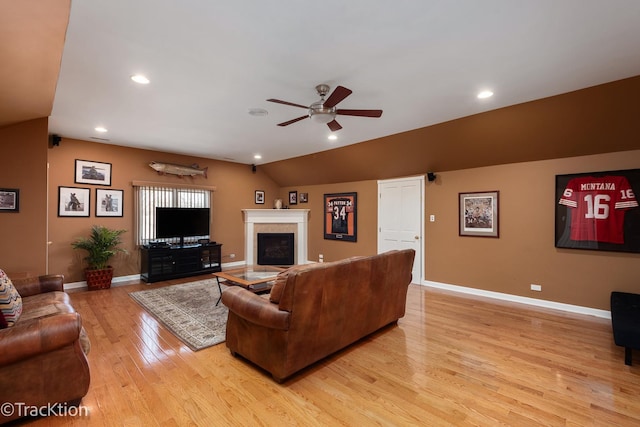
[129,279,228,351]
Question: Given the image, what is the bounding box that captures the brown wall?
[278,181,379,263]
[47,138,280,282]
[0,118,49,275]
[426,150,640,311]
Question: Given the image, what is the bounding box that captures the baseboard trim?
[64,274,141,291]
[422,280,611,319]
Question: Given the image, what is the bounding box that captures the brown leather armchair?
[0,274,90,424]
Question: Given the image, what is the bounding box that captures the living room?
[2,1,640,425]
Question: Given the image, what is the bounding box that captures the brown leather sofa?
[0,274,91,424]
[222,249,415,382]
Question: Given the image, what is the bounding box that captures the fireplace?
[242,209,309,265]
[257,233,294,265]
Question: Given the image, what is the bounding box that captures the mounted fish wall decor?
[149,161,208,178]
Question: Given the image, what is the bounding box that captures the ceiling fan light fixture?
[310,111,335,124]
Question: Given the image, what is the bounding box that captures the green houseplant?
[72,225,127,290]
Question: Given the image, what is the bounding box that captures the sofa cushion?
[0,269,22,327]
[19,291,74,322]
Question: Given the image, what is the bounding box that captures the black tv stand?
[140,242,222,283]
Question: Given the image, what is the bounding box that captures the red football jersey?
[559,175,638,244]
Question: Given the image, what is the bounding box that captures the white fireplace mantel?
[242,209,310,265]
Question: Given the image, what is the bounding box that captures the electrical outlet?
[530,284,542,292]
[319,254,324,263]
[229,253,235,259]
[430,214,435,222]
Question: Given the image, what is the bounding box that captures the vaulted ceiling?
[2,1,640,174]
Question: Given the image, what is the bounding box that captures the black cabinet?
[141,243,222,283]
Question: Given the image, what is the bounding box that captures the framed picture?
[299,192,308,203]
[96,188,124,217]
[255,190,265,204]
[324,192,357,241]
[289,191,298,205]
[459,191,499,237]
[555,168,640,253]
[75,159,112,186]
[0,188,19,212]
[58,186,90,217]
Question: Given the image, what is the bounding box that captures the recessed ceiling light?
[254,154,262,159]
[248,108,268,117]
[477,90,494,99]
[328,134,338,141]
[94,126,108,133]
[131,74,150,84]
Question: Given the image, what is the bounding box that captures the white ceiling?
[48,0,640,165]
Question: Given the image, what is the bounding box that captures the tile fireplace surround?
[242,209,310,265]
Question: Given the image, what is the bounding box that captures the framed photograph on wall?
[96,188,124,217]
[324,192,357,241]
[75,159,112,186]
[459,191,499,237]
[255,190,265,204]
[555,168,640,253]
[58,186,90,217]
[0,188,19,212]
[299,192,308,203]
[289,191,297,205]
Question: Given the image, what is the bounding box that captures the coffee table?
[213,265,285,305]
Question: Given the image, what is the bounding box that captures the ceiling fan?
[267,84,383,131]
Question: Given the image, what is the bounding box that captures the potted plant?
[72,225,127,290]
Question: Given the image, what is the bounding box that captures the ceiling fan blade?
[324,86,352,108]
[267,99,308,109]
[277,115,309,127]
[327,120,342,132]
[336,109,383,118]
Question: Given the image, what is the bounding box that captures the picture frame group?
[58,186,123,217]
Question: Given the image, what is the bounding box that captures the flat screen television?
[155,207,210,246]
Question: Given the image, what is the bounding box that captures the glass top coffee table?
[213,265,285,305]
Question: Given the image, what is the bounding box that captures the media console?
[140,243,222,283]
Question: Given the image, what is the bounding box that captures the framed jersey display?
[324,192,357,242]
[555,168,640,253]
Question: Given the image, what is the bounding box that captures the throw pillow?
[0,269,23,327]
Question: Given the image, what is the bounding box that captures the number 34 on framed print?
[324,192,357,242]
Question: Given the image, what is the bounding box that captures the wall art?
[75,159,112,186]
[96,188,124,217]
[58,186,90,217]
[255,190,265,204]
[459,191,499,237]
[324,192,357,241]
[556,168,640,253]
[0,188,19,212]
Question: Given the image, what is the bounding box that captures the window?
[134,184,212,246]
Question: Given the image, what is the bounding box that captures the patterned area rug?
[130,279,228,351]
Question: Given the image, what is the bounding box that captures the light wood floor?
[15,276,640,426]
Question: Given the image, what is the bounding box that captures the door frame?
[377,175,425,284]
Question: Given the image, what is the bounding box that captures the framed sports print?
[96,188,124,217]
[555,168,640,253]
[0,188,19,212]
[324,192,357,241]
[58,186,90,217]
[459,191,499,237]
[75,159,112,186]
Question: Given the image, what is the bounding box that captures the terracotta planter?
[85,266,114,290]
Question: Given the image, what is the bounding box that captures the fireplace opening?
[257,233,295,265]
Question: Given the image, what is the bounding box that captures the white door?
[378,176,424,284]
